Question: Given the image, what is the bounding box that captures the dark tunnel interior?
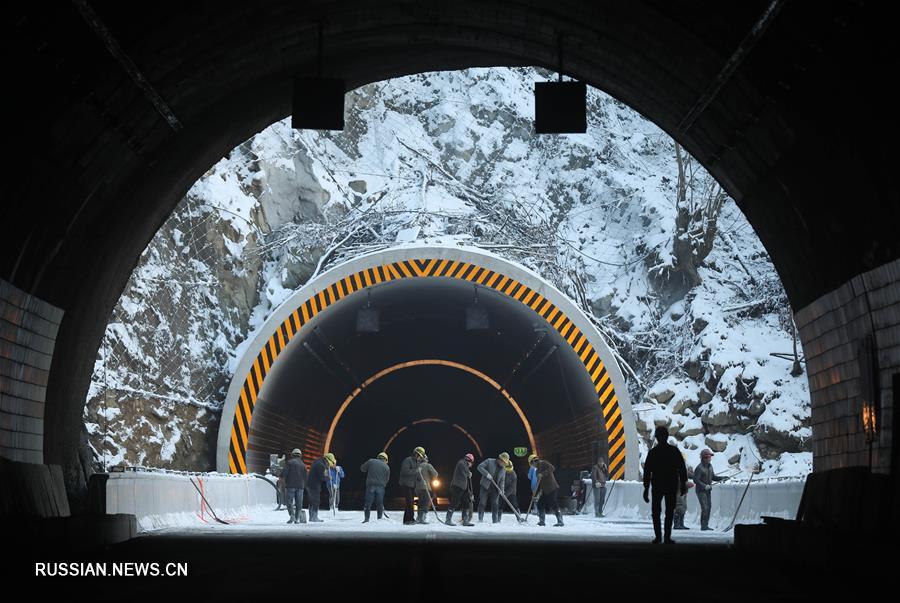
[251,276,607,506]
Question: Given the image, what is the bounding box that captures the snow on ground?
[145,509,734,545]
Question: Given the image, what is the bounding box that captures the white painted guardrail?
[105,471,276,532]
[584,478,805,528]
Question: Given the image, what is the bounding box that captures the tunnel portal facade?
[217,246,638,480]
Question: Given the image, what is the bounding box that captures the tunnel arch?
[324,359,537,455]
[6,2,894,483]
[217,245,638,479]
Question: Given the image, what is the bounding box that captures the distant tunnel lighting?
[432,479,440,489]
[534,81,587,134]
[291,76,345,131]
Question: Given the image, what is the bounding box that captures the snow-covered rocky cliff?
[83,67,810,479]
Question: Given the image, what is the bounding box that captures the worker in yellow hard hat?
[399,446,427,525]
[360,452,391,523]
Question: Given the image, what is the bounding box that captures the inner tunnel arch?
[383,419,484,460]
[218,245,638,480]
[324,359,537,455]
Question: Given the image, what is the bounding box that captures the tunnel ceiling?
[254,276,598,468]
[5,1,897,471]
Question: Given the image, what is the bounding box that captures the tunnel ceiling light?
[356,307,380,332]
[291,77,345,131]
[466,286,489,330]
[534,81,587,134]
[291,23,344,131]
[356,289,379,332]
[534,33,586,134]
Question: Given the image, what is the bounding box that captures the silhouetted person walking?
[643,426,687,544]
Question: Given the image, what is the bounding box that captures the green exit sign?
[513,447,528,457]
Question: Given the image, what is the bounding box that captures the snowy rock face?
[83,68,810,478]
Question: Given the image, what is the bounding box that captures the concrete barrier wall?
[586,478,805,528]
[106,472,275,531]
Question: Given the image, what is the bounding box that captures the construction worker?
[283,448,307,524]
[643,426,688,544]
[269,452,286,511]
[674,459,694,530]
[414,454,438,524]
[477,452,509,523]
[399,446,426,525]
[693,448,726,530]
[360,452,390,523]
[306,452,336,522]
[329,463,345,511]
[498,460,520,521]
[591,458,609,518]
[530,454,564,526]
[446,453,475,526]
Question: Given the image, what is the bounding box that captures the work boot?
[664,537,676,544]
[461,511,474,526]
[445,510,454,524]
[554,512,565,527]
[651,536,661,544]
[363,510,370,523]
[297,510,307,524]
[701,525,713,531]
[478,510,484,522]
[538,509,546,526]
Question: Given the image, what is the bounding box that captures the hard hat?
[324,452,337,466]
[498,452,510,462]
[464,453,474,463]
[414,446,426,458]
[291,448,302,457]
[527,454,538,464]
[505,461,513,472]
[701,449,714,458]
[377,452,388,462]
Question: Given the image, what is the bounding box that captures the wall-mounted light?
[858,333,880,468]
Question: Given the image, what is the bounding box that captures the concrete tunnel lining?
[217,245,638,479]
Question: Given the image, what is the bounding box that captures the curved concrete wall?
[217,244,638,479]
[105,472,275,532]
[585,478,805,527]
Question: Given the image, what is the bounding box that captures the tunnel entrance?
[218,247,638,487]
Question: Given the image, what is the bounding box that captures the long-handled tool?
[524,488,542,522]
[417,466,446,525]
[723,466,760,532]
[462,474,475,526]
[328,481,337,516]
[252,474,283,511]
[602,478,618,511]
[189,477,230,525]
[485,472,525,523]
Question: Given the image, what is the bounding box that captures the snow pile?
[83,68,810,478]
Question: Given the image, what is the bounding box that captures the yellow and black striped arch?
[228,258,627,479]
